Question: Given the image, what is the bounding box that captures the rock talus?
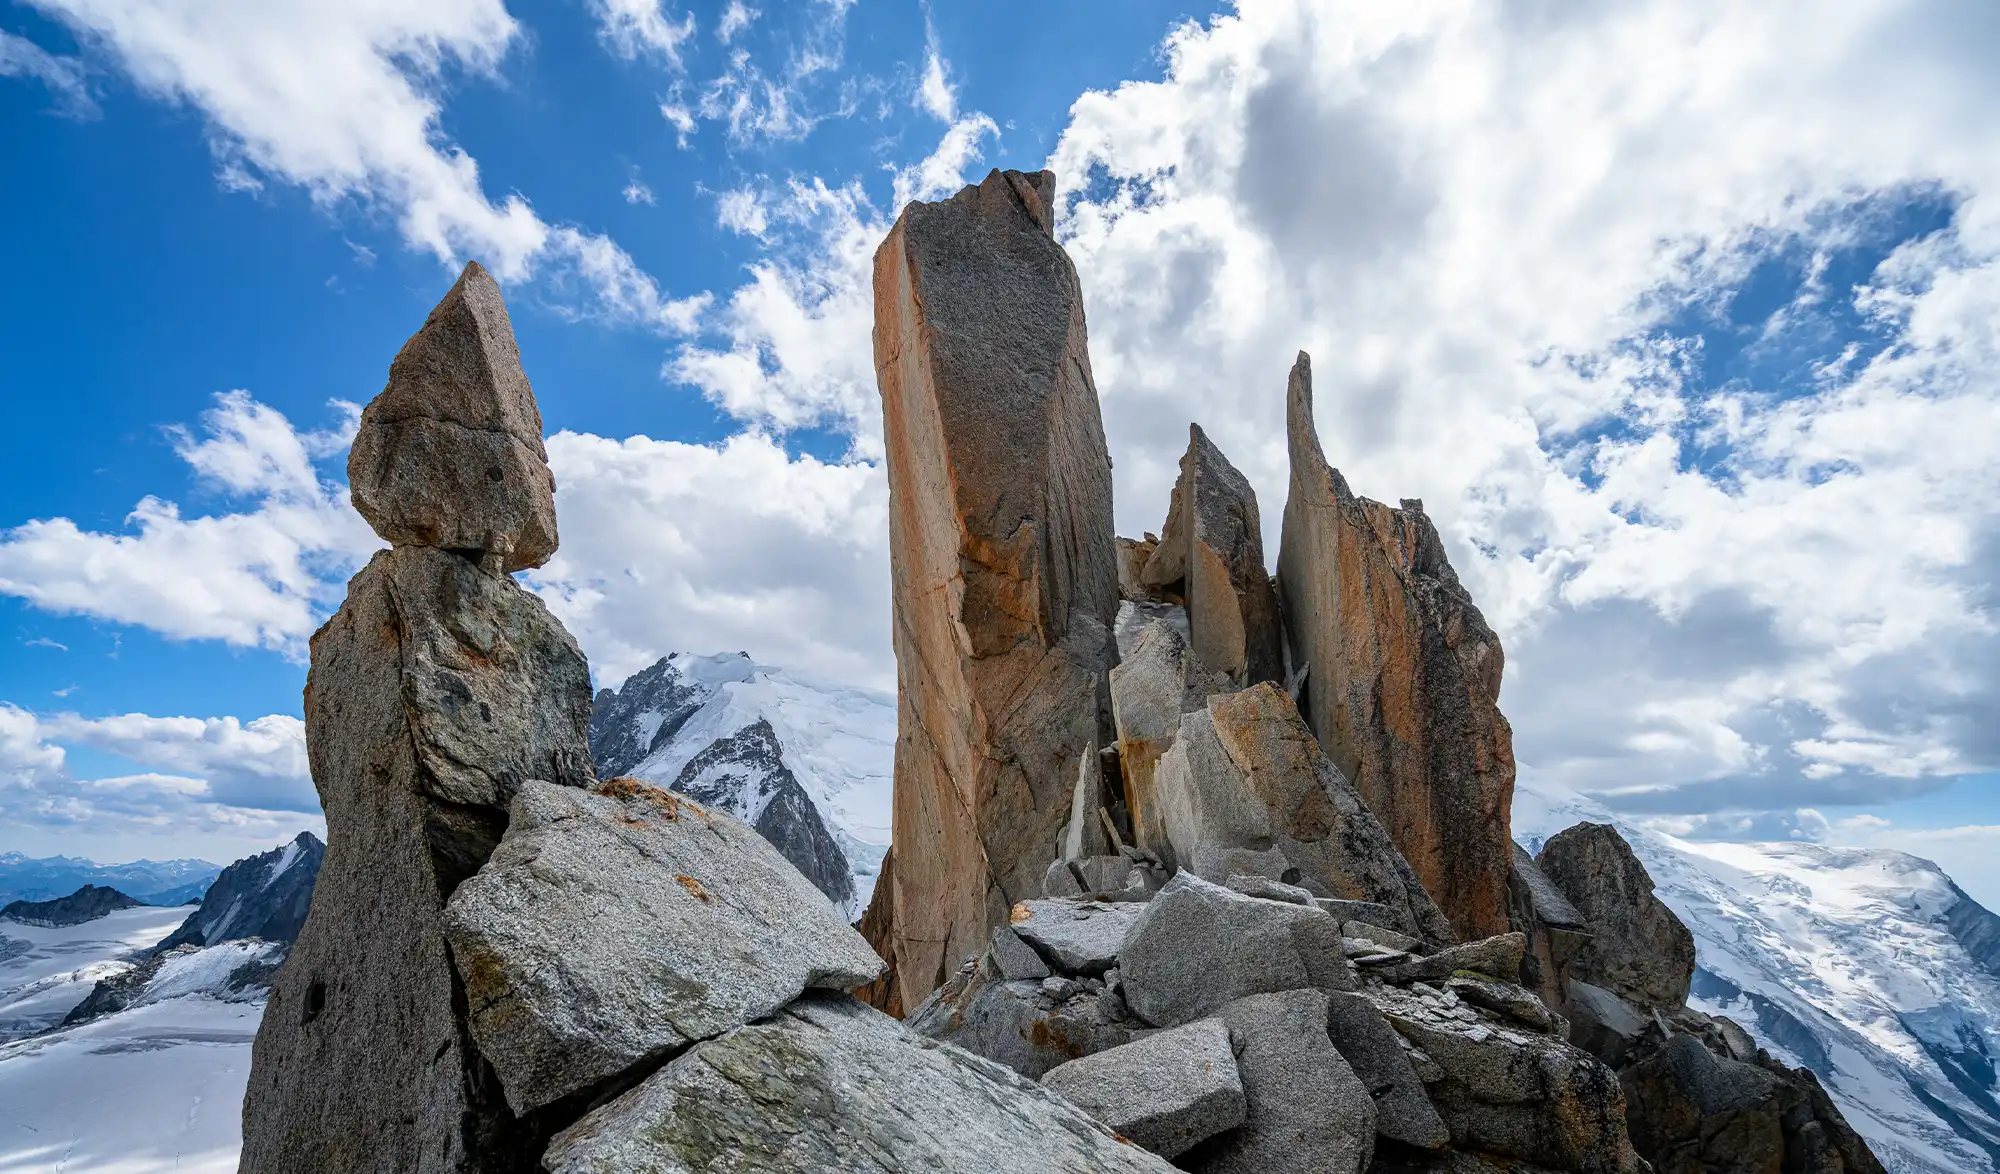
[1275,351,1515,940]
[862,168,1120,1010]
[347,260,558,572]
[240,265,594,1174]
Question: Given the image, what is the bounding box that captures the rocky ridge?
[238,258,1184,1174]
[237,176,1887,1174]
[0,883,143,927]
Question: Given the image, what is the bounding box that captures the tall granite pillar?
[240,262,595,1173]
[861,169,1120,1011]
[1274,352,1516,941]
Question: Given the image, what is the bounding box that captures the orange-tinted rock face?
[1142,425,1284,688]
[1274,352,1516,941]
[862,169,1120,1012]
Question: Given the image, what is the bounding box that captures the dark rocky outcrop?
[1536,822,1695,1011]
[0,883,141,927]
[862,168,1121,1013]
[585,655,712,779]
[1275,352,1516,942]
[1141,424,1284,689]
[157,831,323,951]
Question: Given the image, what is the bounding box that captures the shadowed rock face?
[1275,352,1516,941]
[0,884,141,928]
[241,265,594,1174]
[861,168,1120,1012]
[1142,425,1284,688]
[347,261,558,573]
[1536,822,1695,1012]
[158,832,323,951]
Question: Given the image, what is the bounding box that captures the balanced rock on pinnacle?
[860,168,1121,1011]
[1275,352,1516,941]
[347,260,558,572]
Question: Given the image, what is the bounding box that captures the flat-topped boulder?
[861,167,1121,1012]
[1275,352,1516,941]
[442,778,884,1114]
[347,261,558,572]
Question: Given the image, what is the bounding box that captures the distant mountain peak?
[157,833,324,952]
[588,651,893,915]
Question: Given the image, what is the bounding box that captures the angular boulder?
[1536,822,1695,1010]
[863,168,1121,1012]
[1140,424,1284,688]
[1009,899,1145,975]
[1510,841,1593,1016]
[1041,1016,1248,1159]
[1120,872,1353,1028]
[1110,617,1219,858]
[1275,352,1516,940]
[543,994,1178,1174]
[1185,989,1377,1174]
[904,961,1139,1080]
[1381,992,1641,1173]
[441,778,883,1114]
[1153,684,1454,943]
[1324,990,1449,1149]
[1376,933,1526,986]
[347,261,558,572]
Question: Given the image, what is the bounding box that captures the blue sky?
[2,0,1997,901]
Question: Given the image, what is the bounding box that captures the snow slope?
[594,651,896,912]
[0,954,266,1173]
[0,904,190,1042]
[1516,777,2000,1174]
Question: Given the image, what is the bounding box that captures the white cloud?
[0,27,94,116]
[31,0,696,333]
[591,0,695,66]
[530,430,890,690]
[622,179,656,206]
[1038,0,2000,820]
[716,0,757,44]
[916,31,954,122]
[0,703,316,850]
[0,392,378,655]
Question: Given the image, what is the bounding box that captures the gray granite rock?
[1120,872,1354,1028]
[1445,975,1560,1033]
[1317,897,1414,934]
[1044,859,1087,897]
[347,261,558,572]
[1345,919,1423,953]
[1377,932,1525,985]
[240,543,593,1174]
[1041,1017,1247,1159]
[442,779,883,1113]
[1565,979,1649,1067]
[1324,990,1449,1149]
[905,963,1141,1079]
[1228,874,1314,905]
[989,924,1052,981]
[1010,899,1145,975]
[1060,735,1113,861]
[1377,988,1640,1173]
[1110,614,1222,858]
[1186,989,1376,1174]
[1073,855,1136,895]
[544,994,1178,1174]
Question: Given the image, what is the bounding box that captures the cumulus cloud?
[28,0,695,331]
[0,27,94,116]
[530,430,890,691]
[1036,0,2000,826]
[0,392,378,655]
[0,703,316,846]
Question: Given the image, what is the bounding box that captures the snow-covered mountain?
[0,852,220,907]
[0,903,192,1042]
[159,831,322,951]
[1516,778,2000,1174]
[589,651,894,916]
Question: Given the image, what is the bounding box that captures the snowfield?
[0,905,191,1042]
